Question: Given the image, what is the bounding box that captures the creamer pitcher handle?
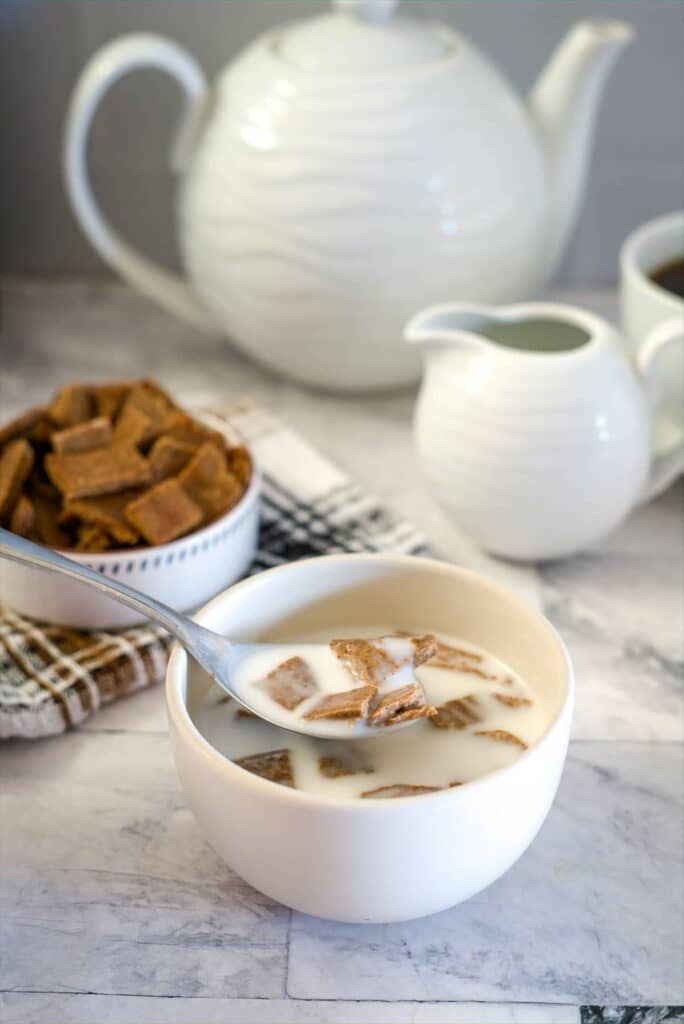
[637,316,684,501]
[63,34,214,332]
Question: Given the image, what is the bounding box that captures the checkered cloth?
[0,401,428,740]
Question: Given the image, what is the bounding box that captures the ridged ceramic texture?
[179,29,548,391]
[413,324,651,560]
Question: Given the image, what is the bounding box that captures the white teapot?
[405,301,684,561]
[65,1,632,392]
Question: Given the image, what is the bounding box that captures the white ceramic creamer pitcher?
[405,302,684,561]
[64,0,632,392]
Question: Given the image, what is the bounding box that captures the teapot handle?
[63,34,214,332]
[637,316,684,502]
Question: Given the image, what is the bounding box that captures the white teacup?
[621,211,684,492]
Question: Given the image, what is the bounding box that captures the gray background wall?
[2,0,682,284]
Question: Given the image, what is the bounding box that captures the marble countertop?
[1,279,682,1024]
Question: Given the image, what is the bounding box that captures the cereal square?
[492,693,532,708]
[148,436,195,481]
[51,416,113,454]
[0,440,34,520]
[123,384,172,445]
[45,446,152,500]
[112,403,152,449]
[331,634,436,687]
[429,641,495,680]
[304,684,378,721]
[256,656,319,711]
[0,407,46,447]
[75,523,114,552]
[94,381,132,421]
[318,752,374,778]
[124,478,202,545]
[48,385,93,428]
[368,682,431,726]
[31,490,72,548]
[474,729,527,750]
[9,494,35,537]
[162,410,228,453]
[178,441,243,519]
[235,749,295,787]
[430,695,482,730]
[62,489,143,545]
[361,784,440,799]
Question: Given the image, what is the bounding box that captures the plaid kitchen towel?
[0,400,428,740]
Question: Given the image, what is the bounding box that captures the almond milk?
[192,629,549,798]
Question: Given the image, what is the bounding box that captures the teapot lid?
[274,0,450,74]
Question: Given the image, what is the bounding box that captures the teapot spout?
[404,304,493,353]
[528,19,633,276]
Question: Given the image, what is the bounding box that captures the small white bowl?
[1,468,260,631]
[166,554,573,923]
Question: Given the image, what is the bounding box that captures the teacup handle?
[637,316,684,502]
[63,34,214,332]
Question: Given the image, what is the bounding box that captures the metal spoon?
[0,528,426,739]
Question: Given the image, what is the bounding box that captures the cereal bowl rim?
[166,553,574,809]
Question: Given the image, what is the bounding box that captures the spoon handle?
[0,527,201,649]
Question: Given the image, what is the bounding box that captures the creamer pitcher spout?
[528,19,634,277]
[404,304,495,354]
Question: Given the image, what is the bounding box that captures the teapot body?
[179,31,548,391]
[410,304,651,560]
[64,9,633,393]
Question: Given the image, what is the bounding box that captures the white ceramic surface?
[620,210,684,486]
[406,301,681,562]
[165,554,573,923]
[63,2,631,391]
[0,468,260,632]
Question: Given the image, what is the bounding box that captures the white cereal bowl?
[0,469,260,631]
[166,554,573,923]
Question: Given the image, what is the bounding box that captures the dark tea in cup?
[650,255,684,299]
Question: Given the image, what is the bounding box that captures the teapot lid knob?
[333,0,400,24]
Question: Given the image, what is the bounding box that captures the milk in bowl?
[192,628,552,798]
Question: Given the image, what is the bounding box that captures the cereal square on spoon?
[330,634,436,686]
[368,682,436,727]
[256,656,319,711]
[295,634,438,727]
[304,684,378,721]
